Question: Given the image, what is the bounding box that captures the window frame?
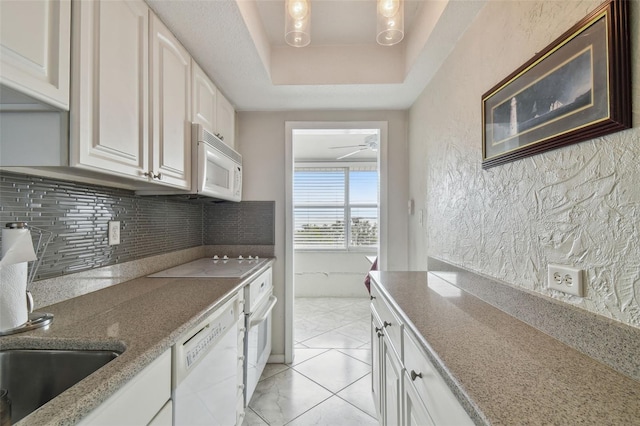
[293,162,378,252]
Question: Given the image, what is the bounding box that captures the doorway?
[284,121,388,364]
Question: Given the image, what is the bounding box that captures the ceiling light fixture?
[376,0,404,46]
[285,0,311,47]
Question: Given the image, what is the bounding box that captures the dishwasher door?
[173,297,239,425]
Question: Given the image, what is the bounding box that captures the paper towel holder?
[1,222,54,336]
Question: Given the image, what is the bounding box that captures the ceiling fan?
[330,135,379,160]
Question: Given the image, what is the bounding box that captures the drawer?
[371,284,403,358]
[403,330,473,425]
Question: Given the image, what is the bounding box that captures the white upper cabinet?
[216,91,236,149]
[192,59,217,135]
[0,0,71,110]
[192,59,236,149]
[150,14,191,189]
[70,0,149,179]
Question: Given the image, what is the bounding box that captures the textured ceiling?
[145,0,486,111]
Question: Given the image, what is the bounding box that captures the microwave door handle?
[249,296,277,327]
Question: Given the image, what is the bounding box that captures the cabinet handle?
[377,331,383,338]
[370,295,376,300]
[143,171,162,180]
[410,370,423,381]
[383,321,392,328]
[215,132,224,141]
[375,326,383,333]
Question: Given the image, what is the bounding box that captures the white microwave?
[193,123,242,202]
[136,123,242,201]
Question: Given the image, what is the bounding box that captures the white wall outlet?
[548,264,583,296]
[108,221,120,246]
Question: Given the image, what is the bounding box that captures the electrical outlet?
[108,221,120,246]
[548,264,583,296]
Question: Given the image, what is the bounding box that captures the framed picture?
[481,0,631,169]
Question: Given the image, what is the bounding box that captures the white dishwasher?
[172,295,240,425]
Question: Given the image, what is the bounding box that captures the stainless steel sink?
[0,349,120,423]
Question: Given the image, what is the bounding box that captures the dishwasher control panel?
[185,321,227,368]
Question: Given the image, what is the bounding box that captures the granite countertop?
[0,259,274,426]
[369,271,640,425]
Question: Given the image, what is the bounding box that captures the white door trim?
[284,120,388,363]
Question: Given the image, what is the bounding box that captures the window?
[294,165,378,250]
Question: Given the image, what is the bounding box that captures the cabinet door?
[216,91,235,149]
[79,350,171,425]
[403,374,435,426]
[192,59,217,134]
[70,0,149,179]
[150,14,191,189]
[0,0,70,109]
[371,309,383,419]
[383,335,403,426]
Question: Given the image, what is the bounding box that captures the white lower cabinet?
[383,334,403,426]
[403,373,434,426]
[371,282,473,426]
[371,286,403,426]
[371,310,383,419]
[148,400,173,426]
[403,330,473,426]
[79,349,171,425]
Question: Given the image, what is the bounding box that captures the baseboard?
[268,354,285,363]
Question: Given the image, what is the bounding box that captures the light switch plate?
[108,221,120,246]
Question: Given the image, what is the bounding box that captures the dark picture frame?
[481,0,631,169]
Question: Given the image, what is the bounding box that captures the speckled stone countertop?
[0,259,274,426]
[369,271,640,425]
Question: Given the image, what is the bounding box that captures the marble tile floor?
[243,297,377,426]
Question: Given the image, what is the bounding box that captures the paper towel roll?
[2,227,37,264]
[0,262,29,330]
[1,227,37,331]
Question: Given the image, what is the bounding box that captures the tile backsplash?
[204,201,275,245]
[0,171,274,281]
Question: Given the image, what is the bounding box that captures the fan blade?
[329,144,366,149]
[337,148,367,160]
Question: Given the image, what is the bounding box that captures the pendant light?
[285,0,311,47]
[376,0,404,46]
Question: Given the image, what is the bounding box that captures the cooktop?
[148,256,267,278]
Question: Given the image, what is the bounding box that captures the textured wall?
[408,0,640,328]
